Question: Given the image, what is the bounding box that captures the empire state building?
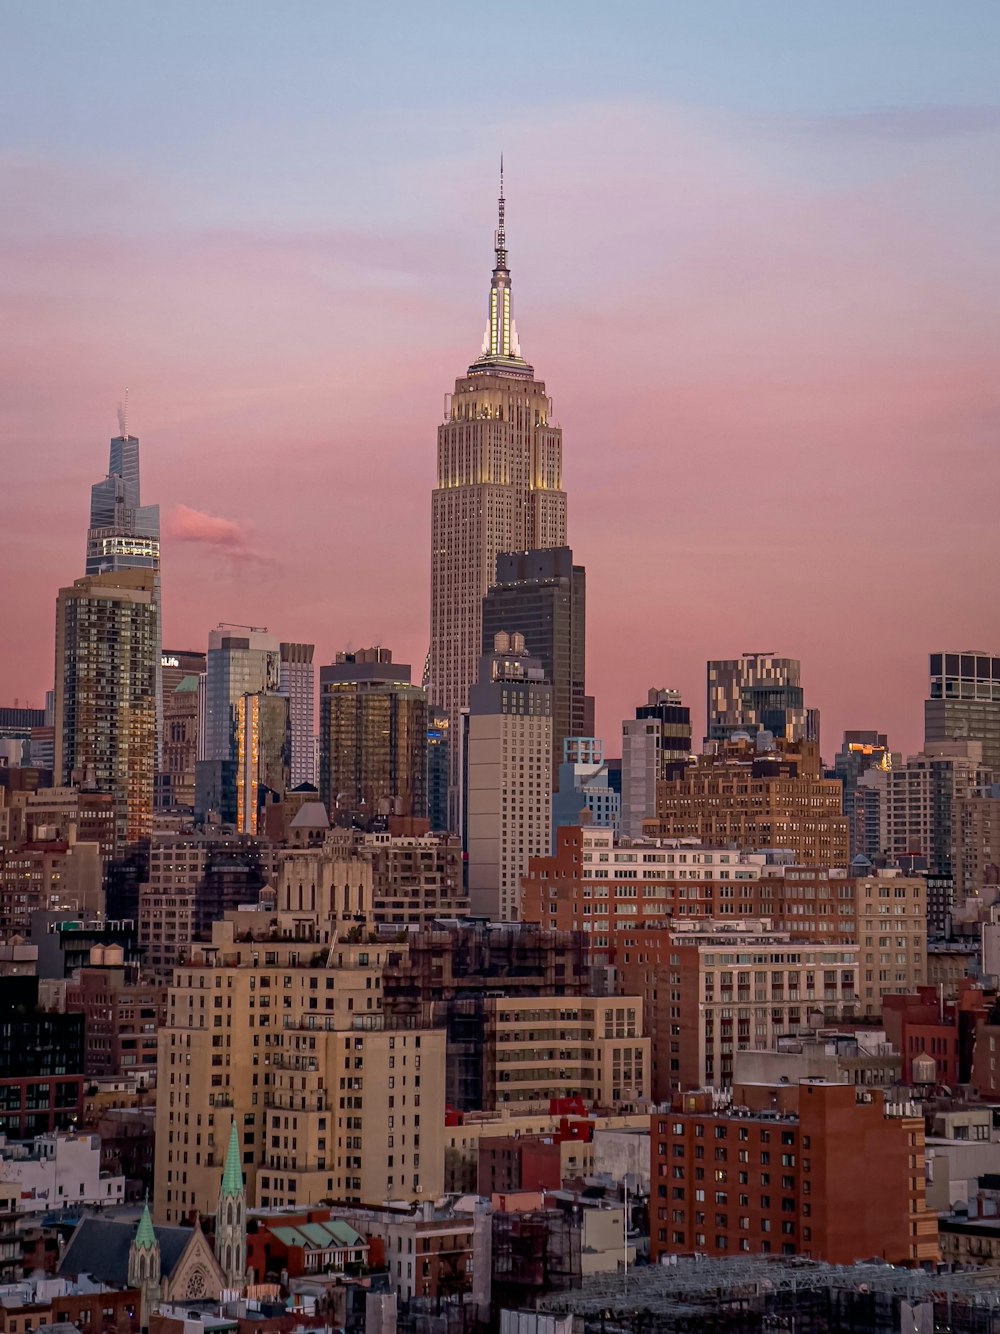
[429,174,567,825]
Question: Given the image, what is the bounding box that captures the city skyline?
[2,3,999,758]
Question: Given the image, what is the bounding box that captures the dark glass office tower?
[926,652,1000,774]
[426,709,450,833]
[482,546,591,782]
[319,649,427,828]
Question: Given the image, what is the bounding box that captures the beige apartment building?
[855,868,927,1018]
[153,841,445,1223]
[482,994,649,1112]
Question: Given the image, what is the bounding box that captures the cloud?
[167,504,250,550]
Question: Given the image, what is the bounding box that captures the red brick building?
[650,1080,937,1267]
[64,965,166,1077]
[882,981,992,1086]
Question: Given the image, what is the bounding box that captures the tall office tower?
[620,688,692,838]
[706,653,818,747]
[829,730,894,860]
[481,547,591,783]
[235,692,290,834]
[53,569,157,853]
[926,652,1000,774]
[319,649,427,828]
[429,174,566,828]
[195,626,280,824]
[86,420,162,759]
[279,642,316,788]
[464,632,552,920]
[426,709,450,833]
[156,650,206,811]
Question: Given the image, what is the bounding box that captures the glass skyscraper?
[86,427,162,758]
[195,626,281,824]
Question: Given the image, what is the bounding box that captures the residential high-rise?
[279,642,316,788]
[195,626,280,824]
[482,547,591,782]
[53,569,157,852]
[464,632,552,920]
[429,174,566,827]
[620,688,692,838]
[86,422,162,760]
[926,651,1000,774]
[884,741,992,877]
[153,846,446,1221]
[828,730,895,860]
[706,653,818,748]
[318,649,427,827]
[235,691,290,834]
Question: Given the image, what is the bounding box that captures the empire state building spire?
[430,167,567,867]
[470,158,532,376]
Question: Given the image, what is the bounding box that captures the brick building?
[643,739,848,867]
[0,977,84,1137]
[651,1080,937,1266]
[64,964,167,1077]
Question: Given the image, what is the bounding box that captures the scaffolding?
[492,1211,582,1312]
[535,1257,1000,1334]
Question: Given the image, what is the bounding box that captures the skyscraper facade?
[926,651,1000,774]
[195,626,280,824]
[156,649,206,811]
[464,632,552,920]
[429,177,566,827]
[86,426,162,757]
[620,688,692,838]
[318,649,427,827]
[426,709,450,834]
[706,653,818,747]
[481,546,590,783]
[235,692,290,834]
[279,641,316,789]
[53,569,157,852]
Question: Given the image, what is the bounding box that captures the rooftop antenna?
[117,387,129,439]
[495,154,506,268]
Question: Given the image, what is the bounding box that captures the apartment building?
[482,995,649,1112]
[650,1080,937,1266]
[153,844,445,1223]
[645,739,848,867]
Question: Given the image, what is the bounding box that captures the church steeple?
[220,1119,243,1199]
[470,161,533,378]
[215,1120,247,1291]
[128,1199,161,1327]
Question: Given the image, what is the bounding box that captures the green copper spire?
[134,1199,157,1251]
[220,1120,244,1199]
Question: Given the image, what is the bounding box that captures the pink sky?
[2,101,999,759]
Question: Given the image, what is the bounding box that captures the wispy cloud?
[168,500,286,569]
